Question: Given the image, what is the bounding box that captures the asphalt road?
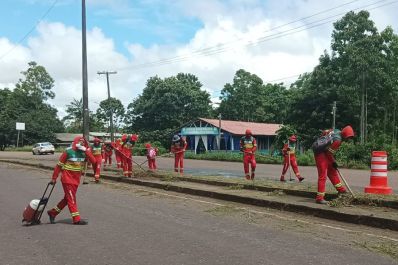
[0,151,397,192]
[1,162,397,265]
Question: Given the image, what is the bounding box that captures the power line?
[117,0,396,71]
[0,0,59,61]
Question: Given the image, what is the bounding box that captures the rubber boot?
[73,220,88,225]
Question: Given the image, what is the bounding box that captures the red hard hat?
[145,143,151,149]
[72,136,85,150]
[341,125,354,139]
[131,134,138,142]
[121,134,127,142]
[245,129,252,135]
[93,137,101,143]
[289,135,297,142]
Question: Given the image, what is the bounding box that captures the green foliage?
[0,61,64,148]
[126,73,212,131]
[274,125,297,150]
[218,69,290,123]
[287,11,398,147]
[96,97,125,133]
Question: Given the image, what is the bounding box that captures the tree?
[127,73,212,131]
[63,98,83,133]
[96,97,125,133]
[0,61,64,147]
[218,69,290,123]
[63,98,105,133]
[287,11,398,147]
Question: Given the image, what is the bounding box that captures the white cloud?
[1,0,397,121]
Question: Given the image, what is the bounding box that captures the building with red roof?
[180,118,282,154]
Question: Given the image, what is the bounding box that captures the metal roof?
[199,118,281,136]
[55,132,123,142]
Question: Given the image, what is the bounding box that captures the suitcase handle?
[32,182,56,224]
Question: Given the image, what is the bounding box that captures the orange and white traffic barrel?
[364,151,393,195]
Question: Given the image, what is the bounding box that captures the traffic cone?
[364,151,393,195]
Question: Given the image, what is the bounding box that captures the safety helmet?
[72,136,86,151]
[245,129,252,136]
[121,134,128,143]
[341,125,354,139]
[93,137,101,144]
[172,134,181,143]
[145,143,151,149]
[289,135,297,142]
[131,134,138,142]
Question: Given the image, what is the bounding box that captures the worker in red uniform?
[121,134,138,177]
[313,125,354,204]
[113,138,123,169]
[47,136,96,225]
[280,135,304,182]
[240,129,257,180]
[171,134,187,174]
[103,141,113,168]
[145,143,158,171]
[91,137,103,183]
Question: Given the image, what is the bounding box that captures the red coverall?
[113,139,123,169]
[314,129,347,202]
[145,143,158,171]
[121,134,138,177]
[103,143,113,167]
[91,139,103,182]
[240,132,257,180]
[48,136,96,224]
[171,139,187,174]
[280,136,303,182]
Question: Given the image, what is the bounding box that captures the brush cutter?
[82,162,89,184]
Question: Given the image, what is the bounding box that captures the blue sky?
[1,0,203,55]
[1,0,397,117]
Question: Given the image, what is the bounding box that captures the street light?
[97,71,117,142]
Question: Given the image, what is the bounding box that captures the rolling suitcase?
[22,182,55,226]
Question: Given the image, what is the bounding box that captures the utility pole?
[332,101,336,130]
[218,113,222,150]
[360,71,365,144]
[82,0,90,141]
[97,71,117,142]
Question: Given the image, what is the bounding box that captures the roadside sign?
[16,122,25,131]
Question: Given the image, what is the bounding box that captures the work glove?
[49,179,56,185]
[76,144,87,152]
[286,148,291,151]
[102,159,105,163]
[332,161,338,169]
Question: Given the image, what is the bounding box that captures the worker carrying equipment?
[312,125,354,204]
[240,129,257,180]
[47,136,97,225]
[280,135,304,182]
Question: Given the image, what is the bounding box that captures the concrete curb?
[2,159,398,231]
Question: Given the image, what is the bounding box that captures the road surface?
[0,162,397,264]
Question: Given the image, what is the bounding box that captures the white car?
[32,142,55,155]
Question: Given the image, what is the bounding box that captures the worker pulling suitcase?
[22,182,55,226]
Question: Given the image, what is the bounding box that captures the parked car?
[32,142,55,155]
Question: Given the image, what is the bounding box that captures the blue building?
[180,118,282,154]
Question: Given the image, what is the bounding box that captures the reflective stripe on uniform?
[334,183,343,188]
[71,212,80,217]
[54,206,61,213]
[63,164,82,171]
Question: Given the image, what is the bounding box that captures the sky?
[1,0,397,119]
